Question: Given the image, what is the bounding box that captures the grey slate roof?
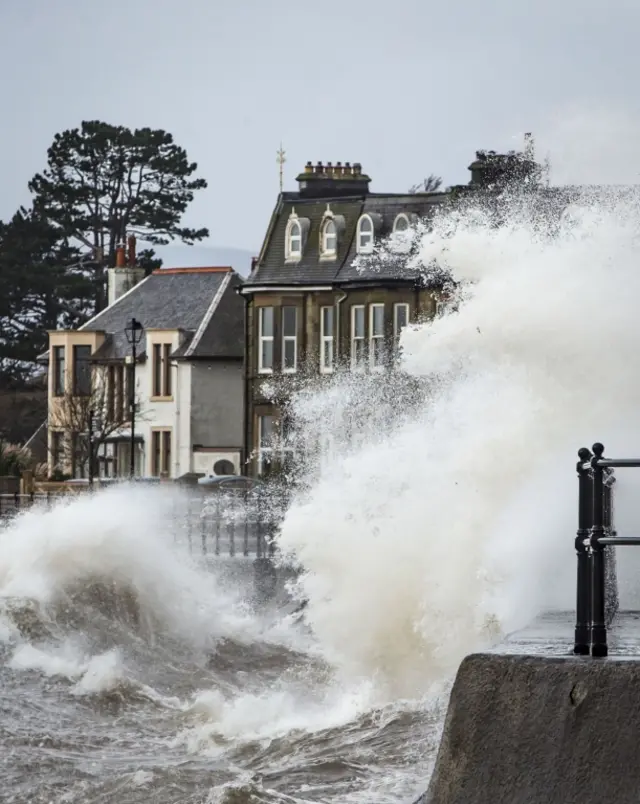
[82,268,244,360]
[244,191,448,288]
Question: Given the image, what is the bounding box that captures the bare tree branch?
[409,174,443,194]
[48,364,147,477]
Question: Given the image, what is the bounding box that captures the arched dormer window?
[285,216,302,260]
[357,214,374,254]
[393,213,410,233]
[391,212,412,253]
[321,219,337,258]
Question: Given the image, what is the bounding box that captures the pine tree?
[28,121,209,311]
[0,208,88,387]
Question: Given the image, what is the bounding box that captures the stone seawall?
[423,652,640,804]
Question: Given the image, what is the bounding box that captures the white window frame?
[281,306,298,374]
[391,213,412,253]
[393,303,410,340]
[392,213,410,233]
[285,219,302,260]
[350,305,366,371]
[320,305,334,374]
[320,219,337,258]
[356,215,374,254]
[257,415,275,476]
[258,307,274,374]
[369,303,385,371]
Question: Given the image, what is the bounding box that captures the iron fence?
[0,489,283,560]
[573,442,630,657]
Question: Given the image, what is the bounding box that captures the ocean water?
[5,183,640,802]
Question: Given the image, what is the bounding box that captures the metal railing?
[0,492,62,519]
[573,442,631,657]
[0,490,281,560]
[184,494,279,559]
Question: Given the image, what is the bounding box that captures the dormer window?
[286,218,302,260]
[391,212,412,253]
[321,219,337,258]
[393,213,410,233]
[357,215,374,254]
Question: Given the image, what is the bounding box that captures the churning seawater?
[7,184,640,803]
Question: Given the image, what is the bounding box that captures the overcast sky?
[1,0,639,256]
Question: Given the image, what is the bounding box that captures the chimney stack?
[108,235,145,307]
[295,160,371,198]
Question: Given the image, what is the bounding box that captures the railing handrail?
[574,442,625,658]
[0,488,281,561]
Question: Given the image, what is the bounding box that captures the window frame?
[258,306,274,374]
[151,428,172,477]
[51,430,64,471]
[320,305,334,374]
[393,302,410,341]
[356,215,374,254]
[152,343,162,397]
[350,304,366,371]
[369,303,385,371]
[320,218,337,258]
[151,342,173,398]
[281,305,298,374]
[257,414,275,477]
[115,364,125,422]
[107,365,115,421]
[163,343,172,396]
[392,213,410,233]
[285,219,302,260]
[71,345,92,397]
[53,345,65,397]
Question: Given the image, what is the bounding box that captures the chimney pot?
[115,245,126,268]
[127,234,136,267]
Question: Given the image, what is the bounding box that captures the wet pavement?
[493,610,640,658]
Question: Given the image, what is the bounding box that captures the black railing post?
[574,447,593,655]
[603,470,619,625]
[590,442,608,657]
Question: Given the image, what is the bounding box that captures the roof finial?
[277,143,286,192]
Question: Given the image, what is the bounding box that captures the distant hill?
[153,244,256,276]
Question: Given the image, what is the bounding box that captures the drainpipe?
[241,292,251,474]
[172,361,180,477]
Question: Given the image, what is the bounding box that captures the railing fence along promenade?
[573,442,636,657]
[0,489,280,561]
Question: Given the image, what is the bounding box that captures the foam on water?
[0,485,261,649]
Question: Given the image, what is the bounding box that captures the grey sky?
[1,0,639,256]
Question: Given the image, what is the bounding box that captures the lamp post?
[124,317,144,479]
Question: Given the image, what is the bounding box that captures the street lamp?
[124,317,144,479]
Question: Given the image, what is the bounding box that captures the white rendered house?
[46,249,245,480]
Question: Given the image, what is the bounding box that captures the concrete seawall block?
[423,653,640,804]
